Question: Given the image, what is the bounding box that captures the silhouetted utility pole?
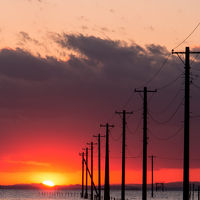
[84,147,89,199]
[82,152,85,198]
[149,155,155,198]
[100,123,114,200]
[172,47,200,200]
[135,87,157,200]
[83,157,99,196]
[87,142,94,200]
[94,134,105,200]
[115,110,133,200]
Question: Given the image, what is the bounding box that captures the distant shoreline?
[0,182,199,191]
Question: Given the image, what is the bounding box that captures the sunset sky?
[0,0,200,186]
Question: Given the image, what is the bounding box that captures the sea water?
[0,189,196,200]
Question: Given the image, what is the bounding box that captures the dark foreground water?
[0,189,197,200]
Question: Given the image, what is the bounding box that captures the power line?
[172,22,200,50]
[192,82,200,89]
[191,53,200,66]
[149,126,183,141]
[156,156,183,161]
[136,54,171,89]
[126,117,142,135]
[110,132,122,142]
[157,73,183,90]
[121,89,136,109]
[172,53,185,72]
[129,21,200,91]
[156,156,200,161]
[151,87,183,115]
[148,98,184,124]
[191,115,200,119]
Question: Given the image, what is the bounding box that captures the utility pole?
[115,110,133,200]
[149,155,155,198]
[84,147,89,199]
[87,142,94,200]
[82,152,85,198]
[172,47,200,200]
[93,134,105,200]
[135,87,157,200]
[100,123,114,200]
[83,158,99,197]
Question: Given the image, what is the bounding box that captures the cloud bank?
[0,34,199,172]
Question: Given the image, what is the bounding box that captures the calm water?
[0,189,197,200]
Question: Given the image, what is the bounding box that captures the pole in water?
[82,152,85,198]
[84,148,88,199]
[172,47,200,200]
[93,133,105,200]
[135,87,157,200]
[149,155,155,198]
[115,110,133,200]
[100,123,114,200]
[91,142,94,200]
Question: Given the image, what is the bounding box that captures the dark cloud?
[0,34,199,171]
[0,48,66,81]
[55,34,178,86]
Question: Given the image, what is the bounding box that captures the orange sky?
[0,1,200,59]
[0,0,199,186]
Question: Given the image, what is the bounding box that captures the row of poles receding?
[79,47,200,200]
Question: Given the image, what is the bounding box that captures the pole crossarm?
[172,50,200,54]
[93,135,105,138]
[100,124,114,128]
[135,89,157,93]
[115,111,133,115]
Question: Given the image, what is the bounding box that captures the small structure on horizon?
[155,183,165,192]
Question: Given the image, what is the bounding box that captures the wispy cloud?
[4,160,51,167]
[18,32,40,45]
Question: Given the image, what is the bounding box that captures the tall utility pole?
[115,110,133,200]
[149,155,155,198]
[135,87,157,200]
[87,142,94,200]
[82,152,85,198]
[84,147,89,199]
[100,123,114,200]
[93,134,105,200]
[172,47,200,200]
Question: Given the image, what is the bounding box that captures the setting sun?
[42,180,55,187]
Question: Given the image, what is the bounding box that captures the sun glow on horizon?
[42,180,55,187]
